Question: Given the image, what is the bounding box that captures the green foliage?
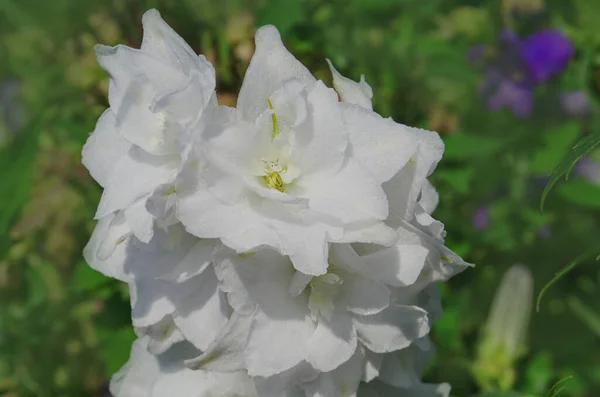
[541,129,600,212]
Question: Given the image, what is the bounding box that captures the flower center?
[262,159,287,192]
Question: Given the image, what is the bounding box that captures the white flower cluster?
[83,9,470,397]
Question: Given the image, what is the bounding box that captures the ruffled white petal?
[81,109,130,188]
[353,305,430,353]
[237,25,316,121]
[327,59,373,110]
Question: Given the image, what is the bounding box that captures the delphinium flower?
[83,9,229,355]
[83,9,470,397]
[469,28,588,118]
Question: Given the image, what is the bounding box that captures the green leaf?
[530,122,580,174]
[540,128,600,212]
[546,375,574,397]
[443,133,504,160]
[557,179,600,208]
[536,247,600,312]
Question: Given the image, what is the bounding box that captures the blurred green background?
[1,0,599,396]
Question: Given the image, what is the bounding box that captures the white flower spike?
[83,9,470,397]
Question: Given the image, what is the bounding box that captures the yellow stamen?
[264,172,285,192]
[267,97,278,140]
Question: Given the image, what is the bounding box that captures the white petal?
[145,183,177,219]
[419,179,439,215]
[299,159,388,224]
[114,78,179,155]
[109,337,159,397]
[185,312,253,372]
[341,102,417,184]
[384,129,443,225]
[83,213,131,282]
[359,244,430,287]
[378,338,434,389]
[95,147,177,219]
[139,315,185,355]
[130,279,178,327]
[123,198,154,243]
[178,186,333,276]
[303,349,364,397]
[292,81,348,176]
[172,268,231,351]
[97,211,132,261]
[94,44,187,111]
[203,119,268,178]
[141,9,207,75]
[81,109,130,188]
[254,362,318,397]
[362,350,383,382]
[246,303,315,377]
[159,238,218,283]
[327,59,373,109]
[358,380,451,397]
[151,68,215,125]
[237,25,316,121]
[224,250,316,376]
[289,271,313,297]
[304,310,357,372]
[353,305,430,353]
[153,368,259,397]
[213,248,291,315]
[125,223,202,280]
[336,222,398,246]
[339,274,390,316]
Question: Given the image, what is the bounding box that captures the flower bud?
[473,264,534,391]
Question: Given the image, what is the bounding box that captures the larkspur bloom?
[83,10,227,354]
[470,28,584,118]
[176,25,419,276]
[83,8,469,397]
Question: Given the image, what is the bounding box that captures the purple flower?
[470,28,574,118]
[484,70,533,118]
[521,30,574,84]
[473,206,490,231]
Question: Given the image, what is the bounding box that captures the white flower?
[82,10,471,397]
[176,25,418,276]
[83,217,229,353]
[82,9,216,245]
[111,337,259,397]
[186,245,431,379]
